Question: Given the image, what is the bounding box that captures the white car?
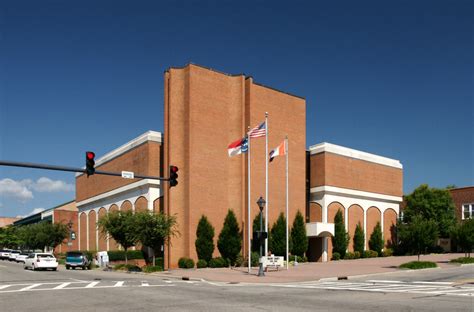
[16,252,31,263]
[8,250,20,262]
[0,250,11,260]
[24,253,58,271]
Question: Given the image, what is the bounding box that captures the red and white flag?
[269,140,286,162]
[227,137,248,157]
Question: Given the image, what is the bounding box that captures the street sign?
[121,171,134,179]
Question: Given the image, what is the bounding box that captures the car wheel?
[32,264,36,271]
[52,268,57,271]
[72,267,75,270]
[66,265,70,270]
[23,265,27,270]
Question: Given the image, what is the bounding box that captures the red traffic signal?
[169,165,178,187]
[85,151,95,177]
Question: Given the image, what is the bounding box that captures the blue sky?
[0,1,472,218]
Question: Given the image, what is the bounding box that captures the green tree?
[269,213,287,257]
[0,226,22,249]
[453,219,474,257]
[97,210,138,264]
[252,213,266,252]
[404,184,456,238]
[135,211,178,266]
[291,211,308,258]
[398,215,438,261]
[217,210,241,265]
[353,222,365,254]
[195,215,215,263]
[332,209,349,258]
[369,222,384,256]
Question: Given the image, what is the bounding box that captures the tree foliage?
[353,222,365,254]
[291,211,308,257]
[269,213,287,257]
[217,210,241,265]
[97,210,138,264]
[369,222,384,256]
[404,184,456,238]
[453,219,474,257]
[252,213,266,252]
[195,215,215,262]
[135,211,178,266]
[398,215,438,261]
[332,209,349,258]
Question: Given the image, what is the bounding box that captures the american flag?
[248,122,266,138]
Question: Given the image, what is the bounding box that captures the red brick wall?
[383,208,397,247]
[449,187,474,222]
[366,207,381,250]
[88,210,97,251]
[348,205,364,252]
[310,152,403,197]
[309,203,322,222]
[97,208,107,251]
[164,64,306,268]
[53,210,78,253]
[76,141,161,202]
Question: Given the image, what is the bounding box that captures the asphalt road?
[0,260,472,312]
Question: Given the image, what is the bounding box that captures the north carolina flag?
[228,137,248,157]
[269,140,286,162]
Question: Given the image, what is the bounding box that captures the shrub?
[108,250,144,261]
[332,210,349,258]
[114,264,142,272]
[195,215,215,263]
[178,257,194,269]
[142,265,163,273]
[234,253,244,267]
[344,252,355,260]
[291,211,308,257]
[353,251,361,259]
[369,222,384,256]
[332,252,341,260]
[197,259,207,268]
[217,210,241,266]
[399,261,437,270]
[382,248,393,257]
[270,213,287,258]
[450,257,474,264]
[353,223,365,254]
[251,252,259,267]
[209,257,227,268]
[362,250,378,258]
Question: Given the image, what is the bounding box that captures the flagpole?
[285,136,289,270]
[247,129,251,274]
[265,112,269,256]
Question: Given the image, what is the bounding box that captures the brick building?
[449,186,474,222]
[74,64,403,268]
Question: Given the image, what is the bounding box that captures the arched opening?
[348,204,364,252]
[366,207,381,250]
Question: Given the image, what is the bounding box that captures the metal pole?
[258,207,265,277]
[265,112,269,256]
[0,160,168,180]
[285,136,289,270]
[247,131,251,274]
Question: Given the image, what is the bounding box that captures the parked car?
[8,250,21,262]
[24,253,58,271]
[0,249,11,260]
[65,251,92,270]
[16,252,31,263]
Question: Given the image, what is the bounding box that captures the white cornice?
[311,185,402,203]
[76,131,162,177]
[308,142,402,169]
[76,179,160,207]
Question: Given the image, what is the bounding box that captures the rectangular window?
[463,204,474,220]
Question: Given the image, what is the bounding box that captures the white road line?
[0,285,11,290]
[186,281,194,284]
[426,288,474,294]
[412,281,454,285]
[85,281,100,288]
[19,284,41,291]
[164,280,172,284]
[366,280,407,284]
[114,281,125,287]
[141,282,150,287]
[54,283,71,289]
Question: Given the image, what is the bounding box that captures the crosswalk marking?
[19,283,41,291]
[53,283,71,289]
[141,282,150,287]
[0,285,11,290]
[114,281,124,287]
[85,281,100,288]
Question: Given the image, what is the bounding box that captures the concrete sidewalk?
[153,253,467,284]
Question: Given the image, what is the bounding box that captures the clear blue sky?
[0,1,472,217]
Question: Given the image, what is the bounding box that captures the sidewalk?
[153,253,467,284]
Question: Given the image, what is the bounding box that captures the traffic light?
[169,165,178,187]
[85,151,95,177]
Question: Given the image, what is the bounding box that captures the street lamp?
[257,196,266,277]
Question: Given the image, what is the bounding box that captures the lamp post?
[257,196,266,277]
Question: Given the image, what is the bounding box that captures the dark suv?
[65,251,92,270]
